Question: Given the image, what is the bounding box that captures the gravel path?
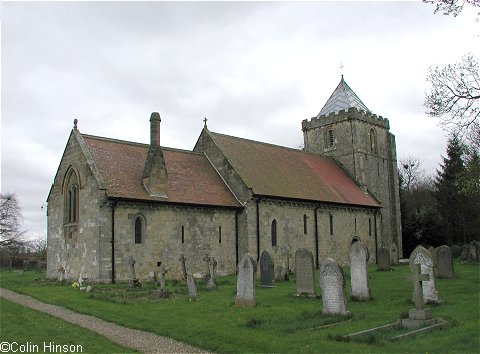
[0,287,207,354]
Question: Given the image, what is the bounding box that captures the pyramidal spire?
[317,76,370,117]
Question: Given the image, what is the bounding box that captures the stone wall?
[302,108,402,258]
[108,202,237,281]
[47,130,108,280]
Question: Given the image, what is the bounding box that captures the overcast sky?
[1,1,479,238]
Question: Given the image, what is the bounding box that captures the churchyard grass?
[0,298,137,353]
[1,262,478,353]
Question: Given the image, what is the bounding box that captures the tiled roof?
[209,131,379,208]
[317,76,370,117]
[81,134,241,208]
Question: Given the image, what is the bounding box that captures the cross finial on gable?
[73,119,78,130]
[203,117,208,128]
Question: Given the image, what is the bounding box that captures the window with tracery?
[64,169,79,224]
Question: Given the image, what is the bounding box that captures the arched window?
[369,128,377,153]
[325,127,335,148]
[64,169,79,224]
[134,217,142,244]
[271,219,277,247]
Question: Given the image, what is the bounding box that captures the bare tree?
[425,54,480,144]
[423,0,480,18]
[0,193,27,248]
[399,156,425,192]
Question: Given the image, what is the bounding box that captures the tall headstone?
[320,258,349,315]
[409,246,440,303]
[259,250,275,287]
[435,245,454,278]
[235,253,257,307]
[187,274,198,301]
[349,241,371,300]
[428,246,437,267]
[179,254,187,281]
[155,264,172,298]
[390,244,399,264]
[128,256,141,288]
[402,263,432,328]
[203,255,217,289]
[377,246,391,271]
[295,248,315,296]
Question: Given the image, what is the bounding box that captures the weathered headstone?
[235,253,257,307]
[320,258,349,315]
[203,255,217,289]
[349,241,371,300]
[274,265,285,281]
[435,245,454,278]
[428,247,437,267]
[295,248,315,296]
[259,250,275,287]
[390,244,399,264]
[187,274,198,301]
[179,254,188,281]
[377,246,391,271]
[451,244,462,258]
[148,271,157,283]
[402,263,432,328]
[409,246,440,303]
[155,264,172,298]
[57,266,65,282]
[128,256,141,288]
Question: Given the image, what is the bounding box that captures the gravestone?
[349,241,371,300]
[319,258,349,315]
[155,264,172,298]
[235,253,257,307]
[390,244,399,264]
[57,267,65,282]
[451,244,461,258]
[259,250,275,287]
[377,246,391,271]
[187,274,199,301]
[203,255,217,289]
[428,247,437,267]
[179,254,187,281]
[435,245,454,278]
[295,248,315,296]
[148,271,157,283]
[128,256,141,288]
[274,265,285,282]
[409,246,440,303]
[402,263,432,328]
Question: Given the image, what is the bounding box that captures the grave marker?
[259,250,275,287]
[320,258,349,315]
[187,274,199,301]
[179,254,187,281]
[435,245,454,278]
[349,241,371,300]
[128,256,141,288]
[295,248,315,296]
[409,246,440,303]
[235,253,256,307]
[377,246,391,271]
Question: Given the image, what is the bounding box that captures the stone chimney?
[142,112,168,197]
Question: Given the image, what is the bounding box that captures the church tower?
[302,76,402,259]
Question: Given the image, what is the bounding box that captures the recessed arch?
[133,213,147,244]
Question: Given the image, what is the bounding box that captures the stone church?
[46,76,402,282]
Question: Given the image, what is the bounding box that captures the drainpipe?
[235,210,240,268]
[256,198,261,261]
[314,206,321,269]
[374,211,379,263]
[111,201,116,284]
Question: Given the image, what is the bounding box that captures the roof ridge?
[209,130,336,159]
[81,133,203,155]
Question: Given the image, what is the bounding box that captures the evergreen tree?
[435,136,466,245]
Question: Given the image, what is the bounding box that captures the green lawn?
[0,298,137,353]
[0,262,478,353]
